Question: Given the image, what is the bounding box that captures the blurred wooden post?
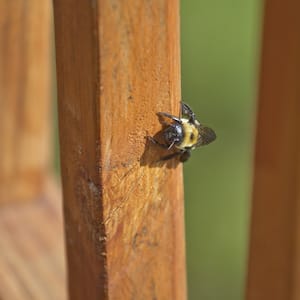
[247,1,300,299]
[0,0,52,202]
[53,0,186,299]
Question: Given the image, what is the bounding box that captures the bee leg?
[167,140,176,150]
[147,136,169,149]
[160,151,182,161]
[179,150,191,162]
[157,112,182,124]
[181,102,196,124]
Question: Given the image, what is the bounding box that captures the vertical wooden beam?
[247,1,300,299]
[0,0,52,202]
[53,0,186,299]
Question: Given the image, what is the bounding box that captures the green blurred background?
[181,1,262,299]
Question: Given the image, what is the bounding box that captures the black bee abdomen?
[163,124,184,146]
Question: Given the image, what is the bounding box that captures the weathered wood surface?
[247,1,300,299]
[0,177,67,300]
[53,0,186,299]
[0,0,52,202]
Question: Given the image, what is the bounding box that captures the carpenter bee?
[148,102,216,162]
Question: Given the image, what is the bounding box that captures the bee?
[148,102,216,162]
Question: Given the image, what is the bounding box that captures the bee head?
[197,126,216,146]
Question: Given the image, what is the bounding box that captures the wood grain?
[53,0,186,299]
[246,1,300,299]
[0,176,67,300]
[0,0,52,202]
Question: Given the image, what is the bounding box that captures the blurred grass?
[181,1,262,299]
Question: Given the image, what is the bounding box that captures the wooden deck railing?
[246,0,300,299]
[0,0,52,202]
[0,1,67,300]
[53,0,186,299]
[1,0,300,299]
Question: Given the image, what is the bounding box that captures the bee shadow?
[139,130,181,169]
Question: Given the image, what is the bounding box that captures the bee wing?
[196,126,216,146]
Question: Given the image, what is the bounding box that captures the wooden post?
[247,1,300,299]
[53,0,186,299]
[0,0,52,202]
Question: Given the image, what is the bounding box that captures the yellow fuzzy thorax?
[176,119,199,150]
